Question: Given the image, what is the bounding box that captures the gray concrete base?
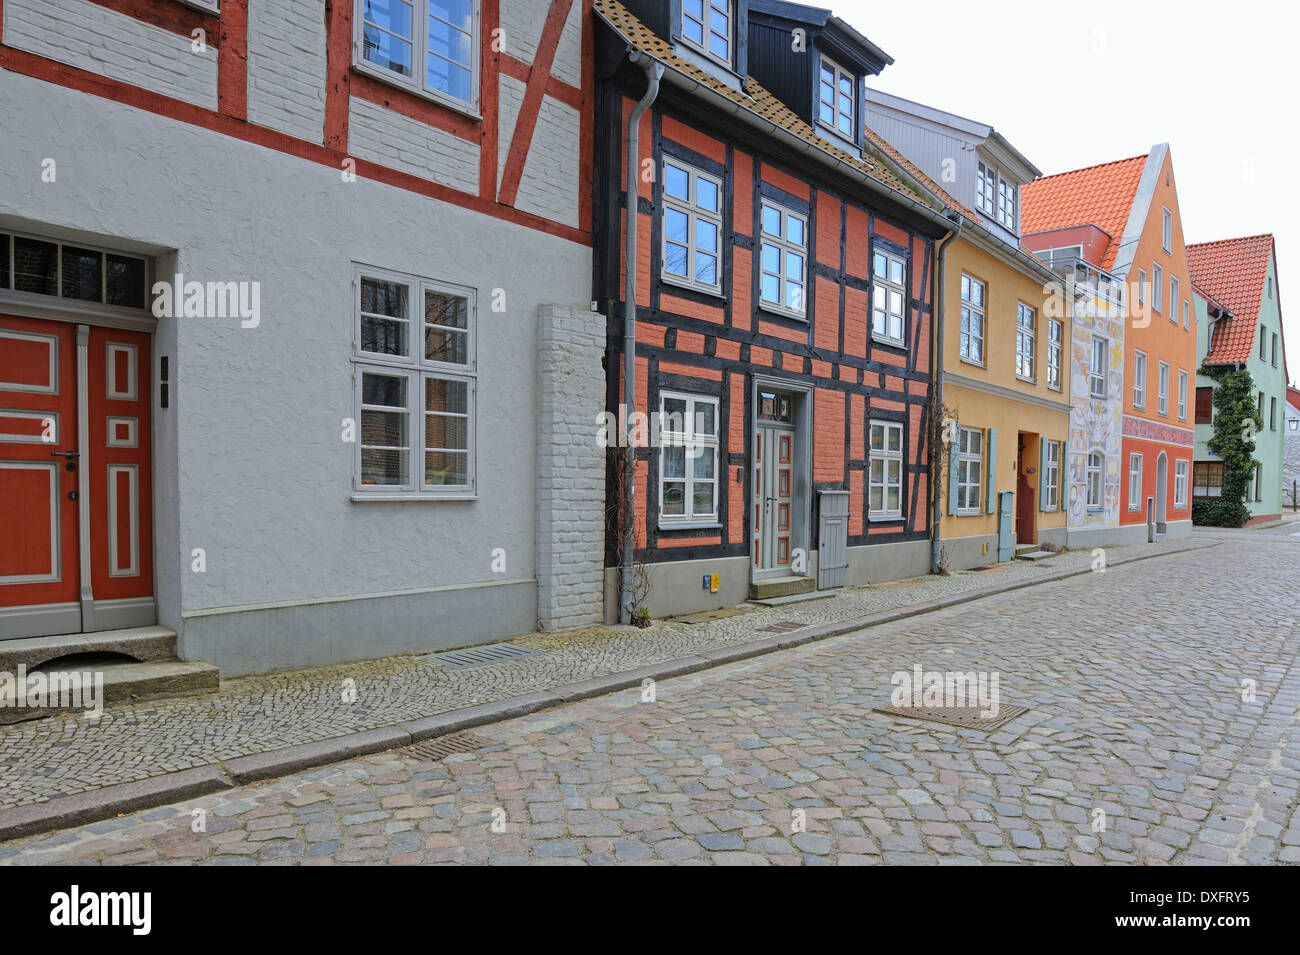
[936,534,999,572]
[603,555,751,623]
[844,539,931,586]
[180,578,537,677]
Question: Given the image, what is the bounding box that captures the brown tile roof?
[1020,154,1147,271]
[594,0,930,207]
[1187,234,1277,366]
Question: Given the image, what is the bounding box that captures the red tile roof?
[1186,234,1276,366]
[1021,155,1147,271]
[1288,384,1300,411]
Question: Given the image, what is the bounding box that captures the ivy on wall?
[1192,365,1262,527]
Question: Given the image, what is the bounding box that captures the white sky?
[837,0,1300,382]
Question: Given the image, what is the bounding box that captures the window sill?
[660,274,725,301]
[352,491,477,502]
[873,334,908,350]
[868,513,904,523]
[658,520,722,531]
[758,302,808,323]
[351,60,482,122]
[959,357,986,370]
[955,509,983,517]
[1015,375,1036,385]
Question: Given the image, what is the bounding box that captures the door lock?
[68,490,79,501]
[50,451,79,459]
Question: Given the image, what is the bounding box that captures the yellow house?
[937,233,1072,569]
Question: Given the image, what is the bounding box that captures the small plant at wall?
[1193,365,1262,528]
[631,606,652,628]
[928,399,961,575]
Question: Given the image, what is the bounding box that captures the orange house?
[1023,145,1197,544]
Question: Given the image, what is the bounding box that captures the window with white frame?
[357,0,479,109]
[1254,462,1263,502]
[1158,361,1170,416]
[1270,395,1278,430]
[1015,303,1035,380]
[1087,451,1104,510]
[869,420,904,518]
[1178,370,1188,420]
[662,160,722,293]
[1162,207,1172,252]
[1137,268,1147,307]
[760,201,806,317]
[354,265,475,496]
[1047,319,1063,390]
[1273,333,1279,366]
[872,249,907,345]
[1043,439,1061,510]
[1174,460,1188,508]
[818,57,856,139]
[1128,452,1142,510]
[1132,350,1146,408]
[1183,299,1190,329]
[681,0,731,66]
[659,393,718,523]
[975,162,996,217]
[1170,276,1179,324]
[1153,262,1164,312]
[960,273,985,364]
[956,427,983,513]
[1260,326,1267,360]
[996,176,1017,230]
[1090,336,1108,398]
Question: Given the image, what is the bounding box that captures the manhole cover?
[423,643,542,669]
[401,732,490,761]
[872,703,1030,732]
[755,620,805,633]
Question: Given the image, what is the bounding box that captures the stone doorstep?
[0,537,1220,844]
[0,660,219,726]
[0,626,177,672]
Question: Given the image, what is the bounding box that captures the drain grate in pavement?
[401,732,490,761]
[755,620,806,633]
[872,703,1030,732]
[424,643,542,669]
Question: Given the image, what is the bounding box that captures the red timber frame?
[594,74,942,571]
[0,0,594,245]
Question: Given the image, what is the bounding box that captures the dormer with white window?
[620,0,750,89]
[864,89,1041,246]
[746,1,894,159]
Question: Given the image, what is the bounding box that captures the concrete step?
[0,657,219,725]
[749,576,816,601]
[1014,544,1040,556]
[0,626,177,672]
[747,589,837,608]
[1013,550,1055,561]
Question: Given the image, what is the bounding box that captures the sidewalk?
[0,535,1217,839]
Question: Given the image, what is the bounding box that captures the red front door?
[0,315,153,638]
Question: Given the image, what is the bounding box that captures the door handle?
[50,451,80,459]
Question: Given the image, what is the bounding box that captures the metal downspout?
[931,216,962,575]
[620,53,663,623]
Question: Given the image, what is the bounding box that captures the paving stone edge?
[0,539,1220,843]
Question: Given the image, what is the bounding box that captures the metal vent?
[424,642,542,670]
[872,703,1030,732]
[401,733,490,761]
[755,620,806,633]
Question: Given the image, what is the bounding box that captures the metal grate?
[424,642,542,670]
[872,703,1030,732]
[755,620,806,633]
[401,733,490,761]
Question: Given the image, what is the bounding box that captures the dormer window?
[818,57,856,140]
[682,0,731,66]
[977,161,1016,230]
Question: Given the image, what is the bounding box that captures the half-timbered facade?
[0,0,601,674]
[593,0,950,619]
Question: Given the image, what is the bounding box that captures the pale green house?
[1188,235,1288,521]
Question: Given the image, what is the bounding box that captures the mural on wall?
[1067,290,1125,528]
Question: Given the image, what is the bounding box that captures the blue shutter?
[1038,439,1048,512]
[986,427,997,514]
[947,423,959,515]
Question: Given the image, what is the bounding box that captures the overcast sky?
[838,0,1299,383]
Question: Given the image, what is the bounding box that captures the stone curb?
[0,539,1219,843]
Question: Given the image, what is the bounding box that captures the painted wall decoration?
[1067,291,1125,528]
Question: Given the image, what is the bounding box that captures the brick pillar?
[536,305,605,629]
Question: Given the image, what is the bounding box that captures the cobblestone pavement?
[0,536,1209,812]
[2,526,1296,865]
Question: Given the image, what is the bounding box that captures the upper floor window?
[1157,361,1170,416]
[818,57,856,140]
[872,249,907,346]
[760,202,807,318]
[0,230,147,310]
[1132,350,1146,408]
[1047,319,1063,391]
[996,177,1017,230]
[1015,303,1035,380]
[1183,299,1189,329]
[1152,263,1164,312]
[1272,333,1279,366]
[662,160,722,294]
[1169,277,1179,324]
[960,273,985,364]
[1090,335,1108,398]
[358,0,478,110]
[354,264,476,497]
[1195,386,1213,424]
[1260,326,1267,361]
[976,162,996,218]
[1178,369,1188,420]
[1137,268,1147,307]
[1162,207,1173,252]
[682,0,731,66]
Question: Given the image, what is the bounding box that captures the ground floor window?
[1042,439,1061,510]
[956,427,983,513]
[1087,451,1104,509]
[1193,461,1224,498]
[659,392,719,524]
[1174,459,1188,508]
[869,420,903,518]
[1128,453,1142,511]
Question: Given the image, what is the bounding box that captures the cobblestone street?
[2,523,1298,865]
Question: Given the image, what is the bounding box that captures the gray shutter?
[947,423,959,515]
[986,427,997,514]
[1038,439,1048,511]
